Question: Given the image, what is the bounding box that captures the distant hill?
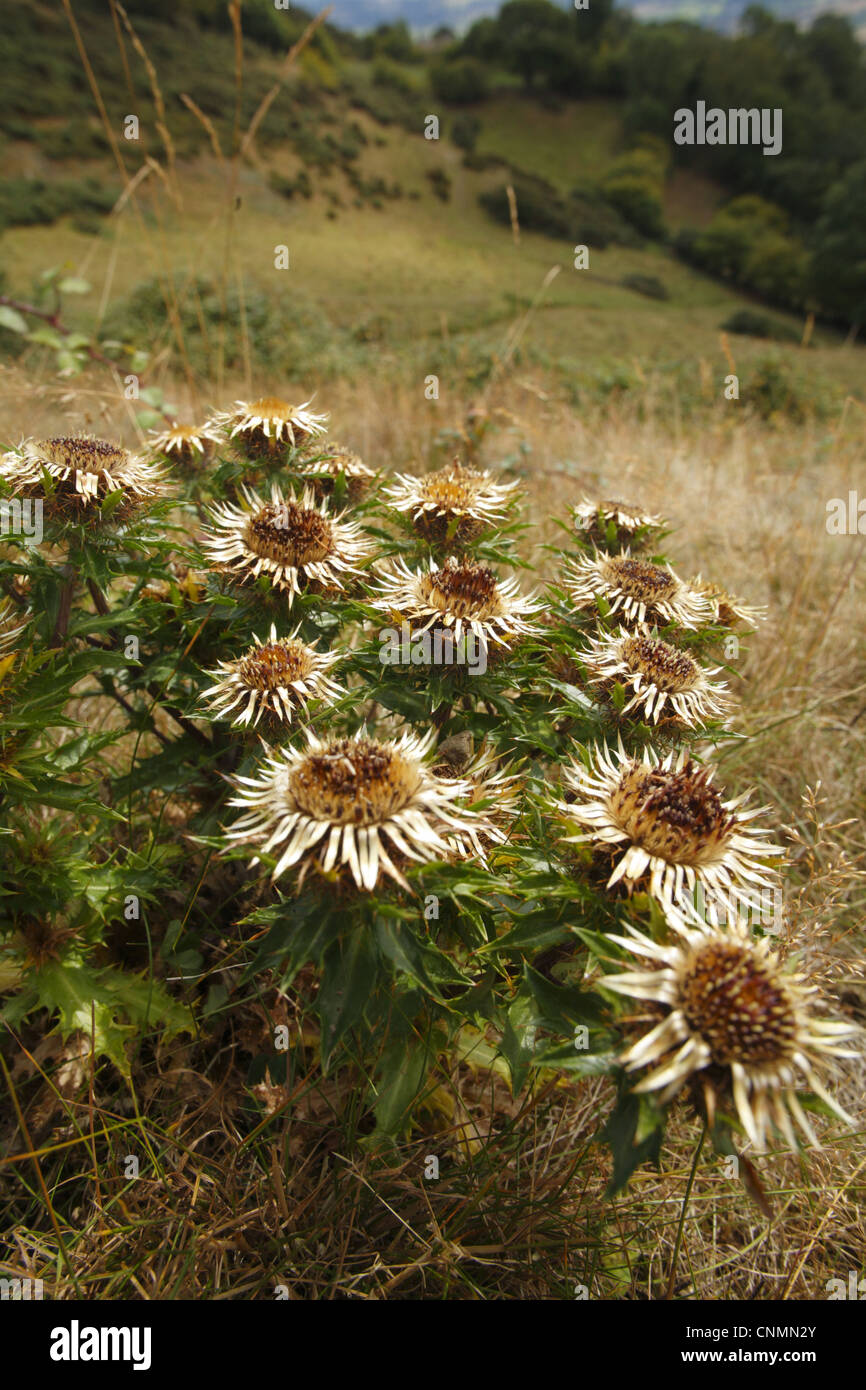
[626,0,866,34]
[322,0,866,36]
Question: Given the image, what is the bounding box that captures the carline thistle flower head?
[0,436,166,524]
[207,397,328,457]
[148,422,223,465]
[293,440,376,503]
[603,902,859,1151]
[370,554,544,658]
[199,623,344,728]
[563,549,713,629]
[432,741,523,860]
[0,598,27,658]
[199,483,374,603]
[224,727,498,892]
[580,626,732,728]
[556,740,783,912]
[572,498,665,550]
[690,574,766,630]
[383,457,520,544]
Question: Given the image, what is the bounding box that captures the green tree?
[811,161,866,331]
[430,57,489,105]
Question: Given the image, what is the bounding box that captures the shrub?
[741,355,812,421]
[0,177,117,230]
[462,150,508,171]
[426,168,452,203]
[268,170,313,200]
[429,57,489,104]
[621,273,670,301]
[451,113,481,152]
[372,58,415,94]
[721,310,801,343]
[601,175,665,239]
[480,175,640,248]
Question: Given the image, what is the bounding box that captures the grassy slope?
[1,4,862,402]
[2,96,862,402]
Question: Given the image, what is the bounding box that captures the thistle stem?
[49,564,77,648]
[665,1120,707,1300]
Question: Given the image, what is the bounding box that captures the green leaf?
[0,306,28,334]
[15,958,194,1077]
[58,277,91,295]
[373,1034,433,1137]
[317,928,378,1070]
[27,326,64,349]
[522,963,605,1030]
[243,899,344,986]
[600,1087,665,1195]
[500,991,537,1092]
[373,917,471,998]
[482,913,572,955]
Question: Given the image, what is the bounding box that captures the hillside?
[0,0,863,417]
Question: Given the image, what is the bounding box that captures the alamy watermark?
[378,622,487,676]
[1,1276,43,1299]
[0,498,43,545]
[674,102,782,157]
[674,880,784,935]
[826,491,866,535]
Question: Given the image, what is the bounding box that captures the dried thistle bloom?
[0,436,166,523]
[563,550,712,629]
[200,623,343,728]
[371,555,543,654]
[691,575,766,629]
[225,727,493,892]
[149,422,222,465]
[579,627,732,728]
[556,741,783,912]
[208,396,327,458]
[293,439,375,502]
[572,499,664,549]
[0,599,26,657]
[200,483,374,604]
[383,457,520,544]
[434,741,522,859]
[603,906,859,1151]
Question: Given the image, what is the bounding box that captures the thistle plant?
[0,399,858,1192]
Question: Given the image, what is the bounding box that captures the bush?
[741,356,810,421]
[429,57,489,104]
[372,58,414,94]
[602,175,665,239]
[426,168,452,203]
[621,273,670,301]
[105,275,334,377]
[480,174,640,248]
[451,113,481,152]
[268,170,313,201]
[721,310,801,343]
[742,232,808,311]
[462,150,508,171]
[678,197,810,314]
[0,177,117,230]
[35,119,107,161]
